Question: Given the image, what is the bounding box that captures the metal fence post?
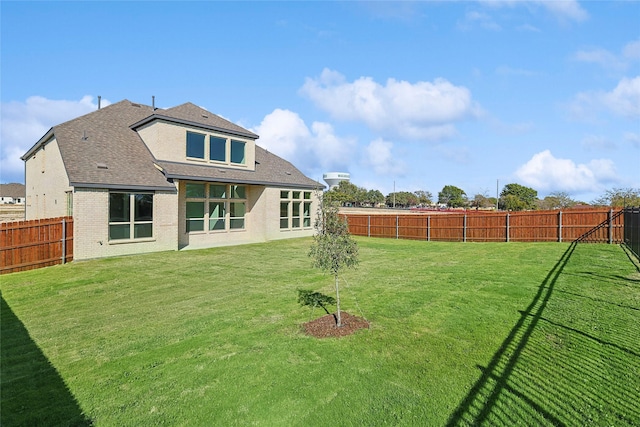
[396,215,399,239]
[463,214,467,242]
[558,211,563,243]
[61,218,66,264]
[608,209,613,244]
[427,216,431,241]
[506,213,510,242]
[368,215,371,237]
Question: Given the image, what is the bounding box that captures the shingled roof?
[156,146,322,189]
[22,100,321,191]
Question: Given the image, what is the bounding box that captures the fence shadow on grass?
[445,242,640,425]
[1,295,93,426]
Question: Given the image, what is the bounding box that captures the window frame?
[185,182,248,234]
[185,131,250,167]
[108,192,154,242]
[280,190,313,231]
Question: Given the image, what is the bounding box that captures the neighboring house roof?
[156,146,322,189]
[22,99,322,191]
[0,183,26,198]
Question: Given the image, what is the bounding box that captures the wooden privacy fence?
[0,217,73,274]
[343,209,624,244]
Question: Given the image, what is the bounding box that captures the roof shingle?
[22,99,321,191]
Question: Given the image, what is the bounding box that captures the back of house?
[22,99,323,260]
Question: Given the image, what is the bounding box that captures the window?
[109,192,153,240]
[185,131,249,166]
[186,132,206,159]
[231,140,246,164]
[185,182,247,233]
[280,190,312,230]
[210,136,226,162]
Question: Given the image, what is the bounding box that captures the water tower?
[323,172,350,190]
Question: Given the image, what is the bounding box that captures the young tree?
[308,198,359,327]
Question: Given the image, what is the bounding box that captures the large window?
[280,190,312,230]
[230,140,246,165]
[186,131,248,165]
[109,192,153,240]
[185,182,247,233]
[186,131,206,159]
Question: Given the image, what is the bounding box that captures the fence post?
[61,218,66,264]
[368,215,371,237]
[427,216,431,241]
[463,214,467,242]
[608,209,613,244]
[506,213,510,242]
[396,215,399,239]
[558,211,563,243]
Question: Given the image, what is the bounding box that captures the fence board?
[0,217,73,274]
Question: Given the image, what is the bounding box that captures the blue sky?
[1,1,639,203]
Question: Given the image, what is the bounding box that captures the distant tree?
[325,181,367,206]
[386,191,418,208]
[499,183,538,211]
[592,188,640,207]
[438,185,467,208]
[365,189,385,206]
[538,191,577,210]
[471,193,494,209]
[308,199,359,327]
[414,190,433,206]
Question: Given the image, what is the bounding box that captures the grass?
[1,237,639,426]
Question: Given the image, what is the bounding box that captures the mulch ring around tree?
[302,312,370,338]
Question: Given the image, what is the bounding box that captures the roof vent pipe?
[152,95,156,110]
[98,95,101,109]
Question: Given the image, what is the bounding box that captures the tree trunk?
[335,274,342,327]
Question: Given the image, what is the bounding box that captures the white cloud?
[569,76,640,120]
[0,95,105,183]
[602,76,640,118]
[623,40,640,61]
[572,39,640,71]
[299,68,480,141]
[572,48,624,70]
[623,132,640,148]
[252,108,356,174]
[479,0,588,22]
[362,138,405,175]
[457,11,501,31]
[581,134,616,151]
[515,150,618,193]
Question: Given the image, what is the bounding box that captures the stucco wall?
[137,121,256,172]
[176,181,318,250]
[24,137,72,220]
[73,187,179,260]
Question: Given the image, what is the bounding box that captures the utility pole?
[393,180,396,208]
[496,179,499,211]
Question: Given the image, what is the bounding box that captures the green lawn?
[2,238,639,426]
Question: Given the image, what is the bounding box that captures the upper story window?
[186,132,205,159]
[230,140,246,165]
[186,131,247,166]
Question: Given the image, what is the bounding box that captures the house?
[22,100,323,260]
[0,183,26,204]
